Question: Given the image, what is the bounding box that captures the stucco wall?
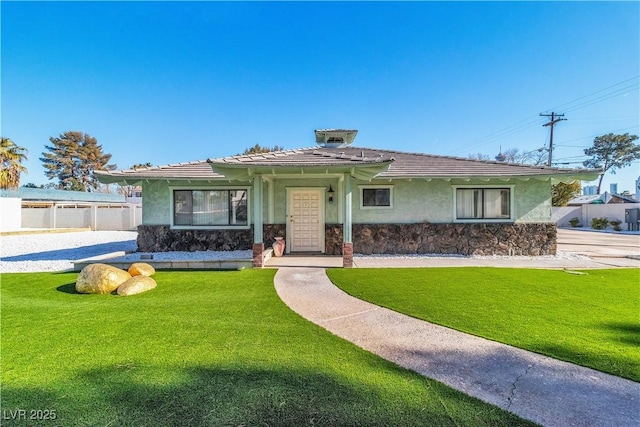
[140,176,553,226]
[351,179,451,223]
[269,178,339,224]
[514,180,552,222]
[350,178,552,223]
[142,180,172,224]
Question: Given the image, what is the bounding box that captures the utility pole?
[540,112,566,166]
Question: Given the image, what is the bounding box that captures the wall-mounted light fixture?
[327,185,335,204]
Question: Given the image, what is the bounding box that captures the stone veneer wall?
[263,224,286,248]
[326,223,557,256]
[137,224,288,252]
[137,225,253,252]
[138,223,557,256]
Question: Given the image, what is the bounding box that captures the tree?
[131,162,153,169]
[40,131,117,192]
[240,144,285,155]
[468,153,491,161]
[583,133,640,194]
[0,137,28,190]
[552,181,582,206]
[469,146,580,206]
[469,147,548,165]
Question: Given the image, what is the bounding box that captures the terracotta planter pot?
[272,237,285,257]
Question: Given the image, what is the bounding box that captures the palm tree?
[0,137,28,190]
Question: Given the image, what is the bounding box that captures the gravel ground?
[354,251,591,260]
[1,231,138,273]
[0,231,256,273]
[1,230,593,273]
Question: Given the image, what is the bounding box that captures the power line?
[554,125,640,147]
[547,75,639,112]
[452,76,639,157]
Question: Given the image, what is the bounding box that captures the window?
[361,186,392,208]
[456,188,511,220]
[173,190,247,226]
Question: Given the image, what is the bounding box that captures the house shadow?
[601,321,640,346]
[0,365,501,426]
[2,241,136,263]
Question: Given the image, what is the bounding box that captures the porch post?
[267,179,275,224]
[343,173,353,268]
[252,175,264,268]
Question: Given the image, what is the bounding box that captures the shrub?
[591,217,609,230]
[568,217,581,227]
[610,220,622,231]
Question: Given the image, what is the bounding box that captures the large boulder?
[117,276,157,296]
[128,262,155,277]
[76,264,132,294]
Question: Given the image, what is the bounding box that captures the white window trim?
[452,185,515,223]
[359,185,394,209]
[170,185,251,230]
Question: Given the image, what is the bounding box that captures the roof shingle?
[96,146,599,182]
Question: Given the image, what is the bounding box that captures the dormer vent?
[315,129,358,148]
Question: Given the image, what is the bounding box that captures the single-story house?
[96,129,599,267]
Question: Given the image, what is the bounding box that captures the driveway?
[557,228,640,258]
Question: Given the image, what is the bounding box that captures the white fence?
[0,198,22,231]
[552,203,640,228]
[21,203,142,231]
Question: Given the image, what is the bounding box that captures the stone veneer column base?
[253,243,265,268]
[342,242,354,268]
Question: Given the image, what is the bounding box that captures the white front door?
[287,189,325,253]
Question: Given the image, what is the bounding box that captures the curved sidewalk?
[274,267,639,427]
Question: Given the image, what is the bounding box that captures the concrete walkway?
[274,267,640,427]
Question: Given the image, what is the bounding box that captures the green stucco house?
[96,129,598,267]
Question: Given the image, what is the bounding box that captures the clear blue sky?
[2,1,639,193]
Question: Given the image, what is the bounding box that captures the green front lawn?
[1,271,534,426]
[327,268,640,382]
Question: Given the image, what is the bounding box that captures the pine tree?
[40,131,117,191]
[583,133,640,194]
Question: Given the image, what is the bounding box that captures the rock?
[76,263,132,294]
[128,262,155,277]
[117,276,157,296]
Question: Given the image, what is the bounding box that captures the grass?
[0,270,535,426]
[327,267,640,382]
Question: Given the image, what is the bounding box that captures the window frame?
[359,185,394,209]
[453,185,515,223]
[170,186,251,229]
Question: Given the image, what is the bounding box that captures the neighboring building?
[610,183,618,195]
[567,191,639,206]
[636,176,640,200]
[96,129,599,267]
[583,185,598,196]
[124,185,143,205]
